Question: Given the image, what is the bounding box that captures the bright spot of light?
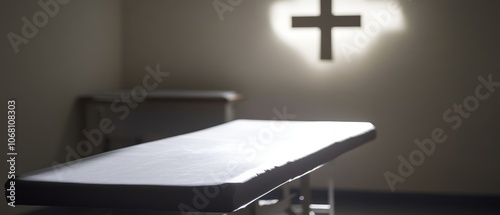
[258,199,279,206]
[270,0,406,68]
[310,204,332,210]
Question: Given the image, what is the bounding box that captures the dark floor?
[19,189,500,215]
[281,189,499,215]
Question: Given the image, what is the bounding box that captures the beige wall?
[121,0,500,195]
[0,1,499,214]
[0,0,122,213]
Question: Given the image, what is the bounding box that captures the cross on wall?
[292,0,361,60]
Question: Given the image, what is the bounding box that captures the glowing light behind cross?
[292,0,361,60]
[270,0,406,70]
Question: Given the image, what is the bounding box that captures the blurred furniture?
[80,89,242,152]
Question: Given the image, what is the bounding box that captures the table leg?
[300,174,311,215]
